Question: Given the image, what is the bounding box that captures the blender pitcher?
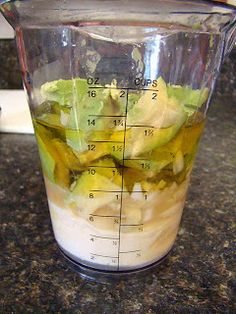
[1,0,235,279]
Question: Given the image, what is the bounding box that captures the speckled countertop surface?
[0,45,236,312]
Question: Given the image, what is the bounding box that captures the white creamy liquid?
[48,181,187,271]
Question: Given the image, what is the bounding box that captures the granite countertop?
[0,48,236,313]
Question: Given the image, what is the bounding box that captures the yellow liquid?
[34,113,204,197]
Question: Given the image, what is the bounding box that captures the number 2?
[88,144,96,151]
[152,92,157,100]
[120,90,125,98]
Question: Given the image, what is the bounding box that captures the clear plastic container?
[1,0,235,280]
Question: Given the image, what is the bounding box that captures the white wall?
[0,13,14,39]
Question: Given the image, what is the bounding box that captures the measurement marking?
[119,249,141,254]
[90,253,119,259]
[90,214,120,218]
[90,234,119,240]
[126,125,155,128]
[117,87,130,271]
[88,114,126,118]
[129,88,159,92]
[88,140,123,143]
[121,224,144,227]
[90,189,122,193]
[89,86,122,90]
[89,86,158,92]
[125,190,147,193]
[90,189,146,193]
[89,165,123,169]
[124,158,149,161]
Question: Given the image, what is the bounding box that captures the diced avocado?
[90,157,115,168]
[125,115,186,157]
[124,77,187,157]
[34,123,71,188]
[72,170,118,196]
[67,171,121,214]
[36,132,55,183]
[151,128,184,157]
[141,179,167,192]
[103,80,129,117]
[51,138,84,171]
[128,91,142,111]
[65,129,87,153]
[34,101,56,117]
[51,102,69,115]
[108,130,125,160]
[124,158,171,175]
[41,78,125,132]
[71,130,117,164]
[41,78,108,131]
[54,162,70,188]
[35,127,68,187]
[90,158,122,187]
[123,168,148,192]
[157,179,167,189]
[34,100,71,118]
[74,96,105,131]
[35,114,66,141]
[127,77,186,128]
[34,123,54,175]
[36,113,63,129]
[75,88,127,132]
[173,150,184,175]
[167,84,208,115]
[41,78,88,107]
[73,142,108,165]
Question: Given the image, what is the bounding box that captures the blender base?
[58,246,171,284]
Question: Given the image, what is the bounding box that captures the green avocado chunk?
[67,171,121,215]
[36,113,63,129]
[65,129,87,153]
[124,156,172,175]
[124,77,187,157]
[41,78,88,107]
[167,84,208,115]
[90,158,122,187]
[34,123,71,188]
[125,115,186,158]
[36,130,55,183]
[41,78,124,133]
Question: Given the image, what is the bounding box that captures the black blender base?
[58,247,171,284]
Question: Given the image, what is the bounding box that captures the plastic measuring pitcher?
[1,0,235,280]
